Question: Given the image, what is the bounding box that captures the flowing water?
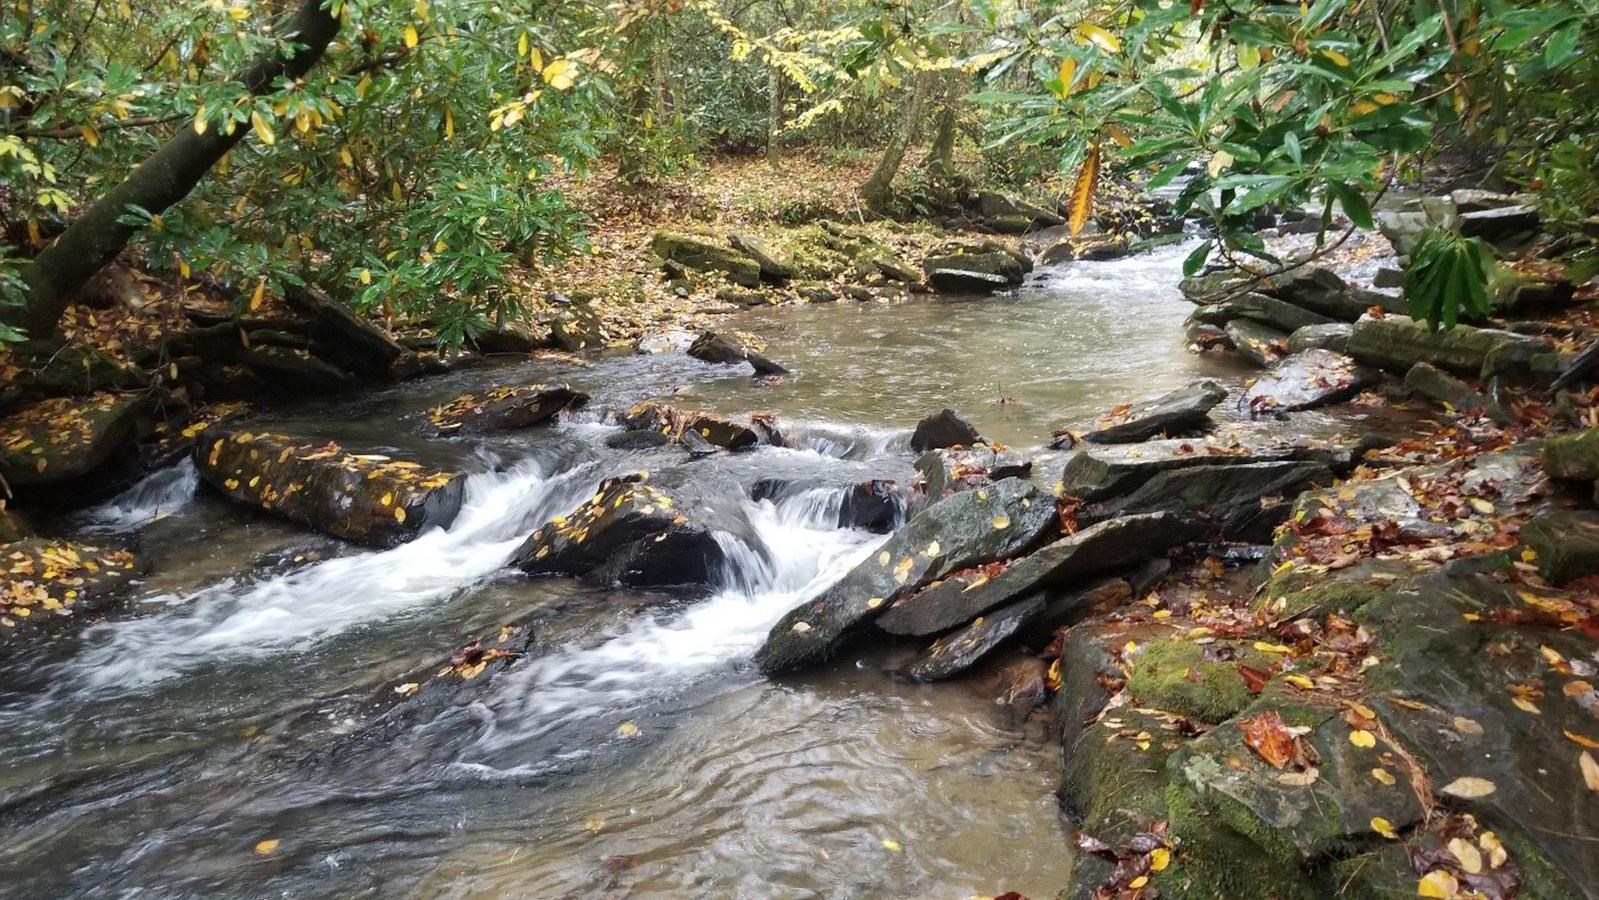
[0,244,1400,898]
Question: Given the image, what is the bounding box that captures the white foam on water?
[458,490,884,765]
[69,456,598,690]
[77,459,199,531]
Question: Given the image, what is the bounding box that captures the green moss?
[1125,637,1272,723]
[1160,779,1325,899]
[1257,581,1388,619]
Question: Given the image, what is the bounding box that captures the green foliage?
[1404,231,1496,330]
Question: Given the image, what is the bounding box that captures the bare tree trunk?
[9,0,340,339]
[766,65,782,166]
[860,72,935,210]
[928,73,963,183]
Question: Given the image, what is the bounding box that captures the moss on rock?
[1125,636,1274,723]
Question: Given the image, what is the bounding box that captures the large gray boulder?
[1345,315,1549,378]
[1082,381,1227,443]
[755,478,1055,673]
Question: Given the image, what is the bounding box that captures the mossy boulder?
[1542,428,1599,481]
[921,250,1026,291]
[1345,315,1549,378]
[650,231,761,287]
[0,393,142,489]
[1519,507,1599,585]
[1125,636,1277,722]
[194,427,466,547]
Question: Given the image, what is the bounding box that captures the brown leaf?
[1241,710,1298,769]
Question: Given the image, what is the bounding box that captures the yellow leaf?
[1056,57,1077,96]
[881,838,902,852]
[1581,750,1599,792]
[923,540,940,558]
[1068,143,1101,237]
[1417,870,1458,899]
[1564,680,1594,697]
[1285,674,1315,689]
[1349,729,1376,748]
[584,817,605,833]
[1077,23,1121,54]
[1370,817,1398,839]
[403,26,419,48]
[1254,641,1293,654]
[1371,767,1396,786]
[1320,48,1350,66]
[1439,776,1496,799]
[1563,729,1599,749]
[531,48,545,74]
[1208,149,1234,178]
[1127,875,1148,889]
[393,506,407,523]
[1351,99,1379,116]
[616,721,640,738]
[443,105,454,139]
[543,58,574,90]
[518,32,529,57]
[249,279,265,311]
[991,515,1011,530]
[78,124,99,146]
[1105,124,1133,148]
[254,838,280,855]
[1149,847,1171,871]
[1449,837,1483,874]
[1512,696,1541,715]
[250,110,275,146]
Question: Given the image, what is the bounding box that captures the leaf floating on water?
[881,838,902,852]
[1440,776,1497,799]
[254,838,280,856]
[584,817,605,833]
[616,721,640,739]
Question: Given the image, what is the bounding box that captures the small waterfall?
[67,456,599,691]
[782,420,906,459]
[457,494,886,767]
[78,460,199,531]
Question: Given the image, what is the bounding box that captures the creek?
[0,243,1388,898]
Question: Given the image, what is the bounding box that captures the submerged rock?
[686,331,789,376]
[909,408,984,451]
[424,384,587,435]
[756,478,1055,674]
[0,393,142,490]
[1243,350,1374,414]
[0,539,144,646]
[512,476,727,589]
[194,428,466,547]
[1082,381,1227,443]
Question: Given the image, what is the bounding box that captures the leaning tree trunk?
[860,71,935,211]
[9,0,340,339]
[927,73,964,183]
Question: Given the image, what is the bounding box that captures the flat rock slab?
[651,231,761,286]
[1288,323,1354,354]
[900,593,1047,681]
[1458,204,1539,242]
[1225,319,1290,367]
[1061,437,1354,502]
[1243,350,1374,414]
[1189,293,1336,334]
[1083,460,1334,543]
[877,512,1202,637]
[0,539,143,645]
[0,393,141,487]
[756,478,1055,674]
[424,384,587,435]
[194,428,466,547]
[512,476,725,588]
[909,408,984,451]
[1359,571,1599,896]
[1346,315,1549,378]
[1404,362,1489,414]
[913,445,1031,511]
[922,251,1025,287]
[1083,381,1227,444]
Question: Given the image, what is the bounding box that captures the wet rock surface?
[1081,381,1227,444]
[1287,322,1353,354]
[1188,292,1335,335]
[909,408,984,451]
[912,445,1032,511]
[423,384,587,435]
[1224,318,1289,367]
[511,475,727,589]
[0,539,144,647]
[756,477,1055,673]
[1242,349,1374,414]
[1079,459,1333,542]
[0,393,142,490]
[686,331,789,376]
[194,427,467,547]
[620,401,784,452]
[1346,314,1550,378]
[900,593,1047,681]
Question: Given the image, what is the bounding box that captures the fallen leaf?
[1241,711,1299,769]
[1417,869,1458,898]
[1370,816,1398,839]
[1349,729,1376,748]
[1371,767,1396,786]
[254,839,280,855]
[1149,847,1171,871]
[881,838,902,852]
[1581,751,1599,792]
[1448,836,1484,874]
[616,721,640,738]
[1439,776,1497,799]
[1563,729,1599,749]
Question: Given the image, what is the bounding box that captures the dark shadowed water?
[0,243,1401,898]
